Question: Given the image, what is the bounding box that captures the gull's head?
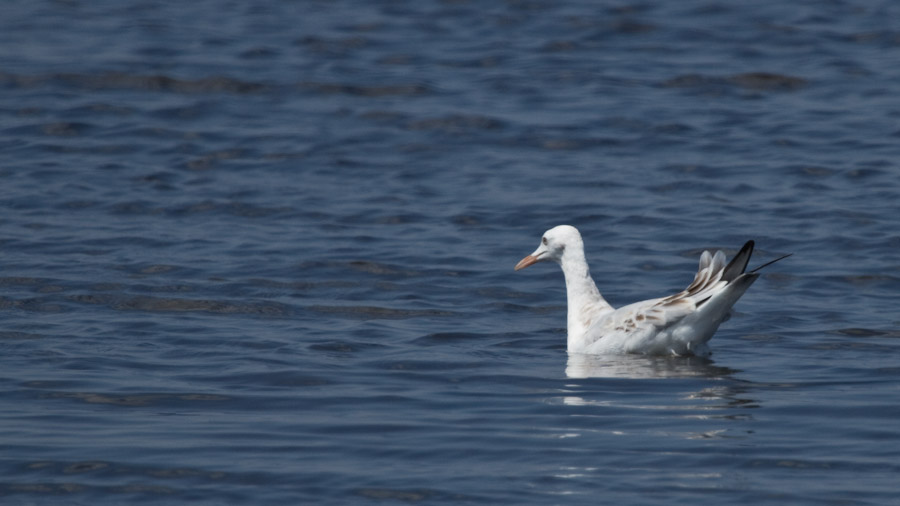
[514,225,583,271]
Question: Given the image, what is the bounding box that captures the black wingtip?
[721,240,755,282]
[749,252,793,274]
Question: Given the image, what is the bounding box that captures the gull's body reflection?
[549,352,761,497]
[562,352,757,414]
[565,352,738,379]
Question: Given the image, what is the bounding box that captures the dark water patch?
[540,39,578,52]
[1,482,92,495]
[843,167,889,180]
[372,213,427,225]
[24,459,227,481]
[308,340,389,354]
[63,461,109,474]
[3,460,245,499]
[653,122,695,135]
[828,274,900,287]
[313,421,430,437]
[511,133,625,151]
[413,332,488,344]
[88,283,124,291]
[67,102,136,117]
[22,380,99,390]
[451,214,482,226]
[359,109,411,125]
[0,331,44,340]
[299,81,431,97]
[647,180,719,194]
[662,72,807,91]
[806,340,897,352]
[424,332,541,354]
[728,72,808,90]
[133,170,180,189]
[786,165,840,178]
[167,200,296,218]
[40,391,230,407]
[106,201,164,216]
[0,71,271,94]
[737,333,784,344]
[743,457,900,474]
[0,296,69,313]
[363,358,485,373]
[476,286,544,300]
[309,305,457,319]
[354,487,475,503]
[297,260,424,278]
[183,149,248,171]
[0,277,59,288]
[615,213,683,230]
[13,121,96,137]
[150,103,219,122]
[659,164,741,177]
[239,46,281,60]
[203,372,331,389]
[832,328,900,338]
[109,261,203,279]
[841,29,900,46]
[105,200,297,218]
[409,114,506,133]
[132,284,197,294]
[66,294,292,316]
[482,302,560,314]
[250,278,359,292]
[296,35,372,55]
[57,200,100,211]
[609,19,657,34]
[118,264,180,276]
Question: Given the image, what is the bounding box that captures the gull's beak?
[514,254,540,271]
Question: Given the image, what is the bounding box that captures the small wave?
[310,305,457,319]
[41,391,230,407]
[0,71,270,94]
[662,72,807,91]
[299,81,431,97]
[67,294,291,316]
[833,328,900,338]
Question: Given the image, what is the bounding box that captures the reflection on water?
[565,352,737,380]
[561,353,759,417]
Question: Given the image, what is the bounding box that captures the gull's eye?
[542,237,548,245]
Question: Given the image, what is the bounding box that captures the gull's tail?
[721,240,792,283]
[721,240,755,283]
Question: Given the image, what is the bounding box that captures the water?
[2,0,900,504]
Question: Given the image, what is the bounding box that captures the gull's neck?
[559,248,613,349]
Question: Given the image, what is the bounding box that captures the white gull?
[515,225,790,357]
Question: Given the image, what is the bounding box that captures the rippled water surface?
[2,1,900,504]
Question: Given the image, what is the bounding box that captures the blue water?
[2,0,900,504]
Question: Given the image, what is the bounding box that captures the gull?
[514,225,790,356]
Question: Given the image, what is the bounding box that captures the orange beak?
[514,255,539,271]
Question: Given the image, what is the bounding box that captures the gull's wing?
[584,241,766,354]
[632,242,749,326]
